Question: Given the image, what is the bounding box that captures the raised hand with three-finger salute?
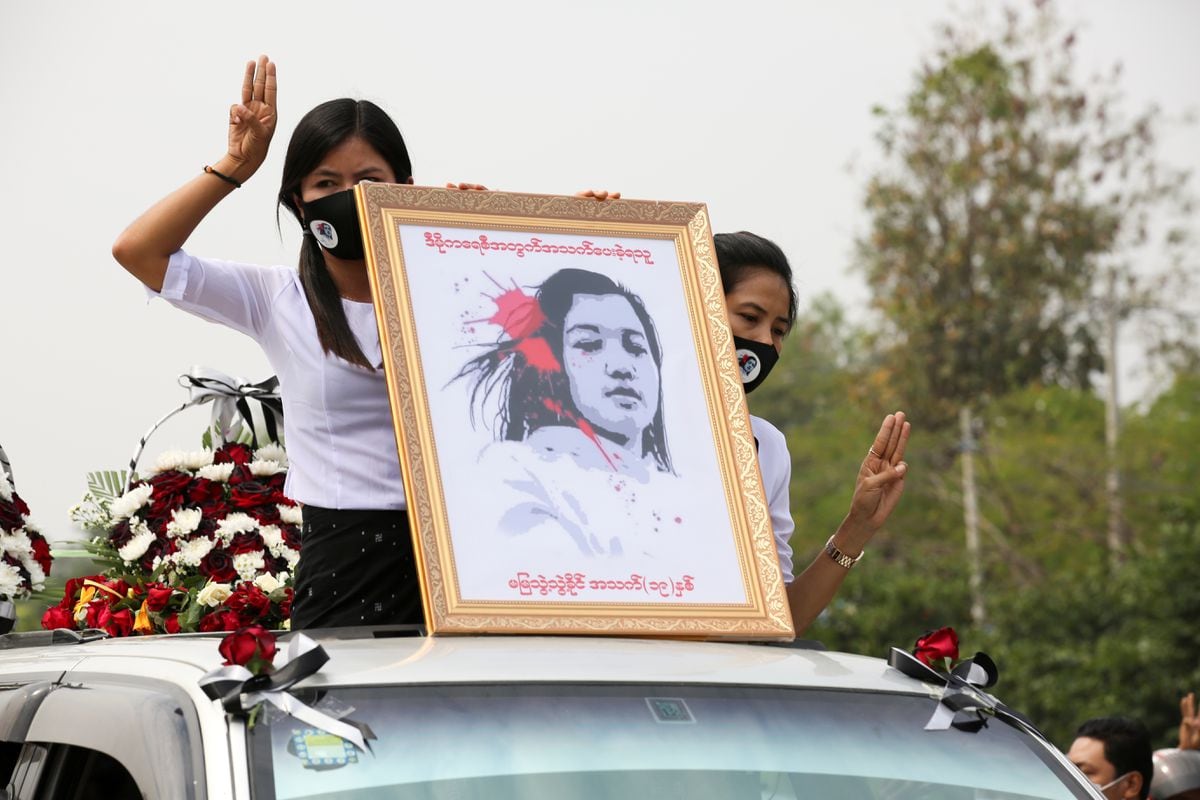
[222,55,278,184]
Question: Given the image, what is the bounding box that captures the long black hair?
[713,231,798,326]
[456,268,673,473]
[277,99,413,368]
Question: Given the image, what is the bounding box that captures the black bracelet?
[204,165,242,189]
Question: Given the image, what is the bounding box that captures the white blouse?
[751,415,796,583]
[154,250,405,511]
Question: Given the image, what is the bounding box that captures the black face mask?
[734,336,779,394]
[300,188,365,261]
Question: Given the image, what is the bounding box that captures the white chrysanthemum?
[182,450,215,471]
[0,561,23,598]
[118,519,156,563]
[259,525,284,555]
[216,513,257,545]
[253,573,283,593]
[233,550,266,582]
[166,507,203,538]
[174,537,214,568]
[277,504,303,526]
[21,558,45,592]
[249,459,286,477]
[0,531,32,559]
[196,463,235,483]
[145,450,190,476]
[254,443,288,467]
[197,581,232,607]
[282,548,299,569]
[0,472,12,502]
[109,485,153,520]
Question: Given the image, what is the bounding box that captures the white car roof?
[0,629,935,696]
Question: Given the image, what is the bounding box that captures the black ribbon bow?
[887,647,1043,738]
[199,634,374,752]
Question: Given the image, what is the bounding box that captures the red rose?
[164,613,182,634]
[145,584,176,612]
[188,478,226,511]
[145,471,192,520]
[913,627,960,668]
[231,481,287,511]
[249,503,281,526]
[228,531,265,555]
[199,548,238,583]
[140,536,175,573]
[279,587,294,619]
[226,585,271,625]
[60,576,89,608]
[99,607,135,638]
[107,519,134,549]
[0,499,24,532]
[214,443,254,466]
[30,534,52,575]
[198,612,226,633]
[281,524,302,551]
[41,605,75,630]
[218,624,277,668]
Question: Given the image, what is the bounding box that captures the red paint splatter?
[467,273,545,339]
[514,337,561,373]
[540,399,617,471]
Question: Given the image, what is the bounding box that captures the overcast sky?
[2,0,1197,543]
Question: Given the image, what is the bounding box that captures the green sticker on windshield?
[646,697,695,723]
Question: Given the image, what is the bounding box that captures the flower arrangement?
[43,442,299,636]
[0,467,53,603]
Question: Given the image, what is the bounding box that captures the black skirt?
[289,506,424,630]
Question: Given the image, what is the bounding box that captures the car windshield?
[249,684,1090,800]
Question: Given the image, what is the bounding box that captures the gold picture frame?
[358,183,793,639]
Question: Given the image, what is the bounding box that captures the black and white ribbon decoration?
[0,443,13,488]
[887,647,1043,737]
[199,634,375,753]
[127,367,284,487]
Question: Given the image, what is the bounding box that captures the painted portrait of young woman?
[454,268,685,562]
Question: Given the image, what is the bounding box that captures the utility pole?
[960,406,985,625]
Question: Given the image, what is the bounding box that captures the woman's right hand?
[225,55,278,180]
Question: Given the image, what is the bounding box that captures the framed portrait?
[357,184,793,639]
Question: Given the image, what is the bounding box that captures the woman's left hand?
[839,411,911,549]
[445,182,489,191]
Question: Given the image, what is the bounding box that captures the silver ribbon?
[127,367,284,487]
[199,633,373,753]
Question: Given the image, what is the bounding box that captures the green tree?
[857,2,1192,618]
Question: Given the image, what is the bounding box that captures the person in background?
[1067,716,1153,800]
[712,231,910,632]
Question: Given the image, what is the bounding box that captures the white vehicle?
[0,627,1102,799]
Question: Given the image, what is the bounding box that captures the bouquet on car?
[42,371,297,637]
[0,453,53,606]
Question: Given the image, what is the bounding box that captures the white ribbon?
[127,366,283,487]
[199,634,372,753]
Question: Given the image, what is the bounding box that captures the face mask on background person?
[734,336,779,394]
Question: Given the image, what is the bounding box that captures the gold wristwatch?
[824,536,864,569]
